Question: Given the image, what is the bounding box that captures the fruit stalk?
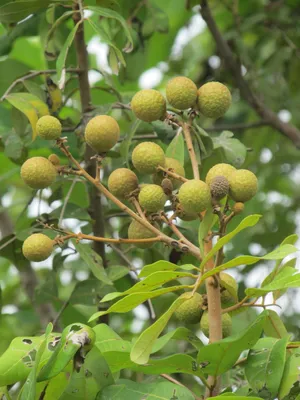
[182,122,200,180]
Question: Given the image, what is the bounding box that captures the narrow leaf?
[165,129,184,164]
[200,215,262,270]
[130,295,190,365]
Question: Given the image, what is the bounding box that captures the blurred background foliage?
[0,0,299,393]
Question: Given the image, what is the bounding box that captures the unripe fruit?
[166,76,198,110]
[132,142,165,174]
[233,202,245,215]
[36,115,62,140]
[210,176,229,200]
[22,233,54,262]
[200,312,232,338]
[229,169,258,202]
[206,163,236,186]
[48,154,60,166]
[138,184,166,213]
[108,168,138,199]
[197,82,231,119]
[128,220,157,249]
[152,157,185,189]
[178,179,211,214]
[84,115,120,153]
[176,209,199,221]
[161,178,173,196]
[174,292,203,324]
[220,272,238,304]
[131,89,166,122]
[21,157,57,189]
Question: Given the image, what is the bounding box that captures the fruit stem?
[157,166,188,183]
[57,232,161,245]
[182,122,200,180]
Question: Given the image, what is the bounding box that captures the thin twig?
[59,177,79,226]
[182,122,200,180]
[200,0,300,148]
[0,68,80,101]
[157,166,188,183]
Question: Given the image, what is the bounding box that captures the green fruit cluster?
[21,157,57,189]
[131,78,231,122]
[85,115,120,153]
[206,163,258,204]
[178,179,211,214]
[220,272,238,304]
[36,115,62,140]
[127,220,157,249]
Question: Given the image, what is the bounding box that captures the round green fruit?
[205,163,236,186]
[131,89,166,122]
[84,115,120,153]
[178,179,211,213]
[138,184,166,213]
[210,176,229,200]
[197,82,231,119]
[174,292,203,324]
[200,312,232,338]
[233,202,245,215]
[152,157,185,189]
[166,76,198,110]
[36,115,61,140]
[229,169,258,202]
[220,272,238,304]
[108,168,138,199]
[127,220,157,249]
[132,142,165,174]
[21,157,57,189]
[22,233,54,262]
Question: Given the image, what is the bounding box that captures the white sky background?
[1,12,300,324]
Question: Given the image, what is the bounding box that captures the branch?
[57,231,160,245]
[200,0,300,148]
[0,68,80,102]
[57,140,202,260]
[182,122,200,179]
[157,166,188,183]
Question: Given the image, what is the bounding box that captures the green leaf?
[0,0,56,23]
[38,323,95,382]
[106,265,130,281]
[278,349,300,399]
[97,379,195,400]
[201,244,298,281]
[72,240,113,285]
[198,206,217,258]
[69,279,108,306]
[263,310,289,339]
[119,119,141,167]
[101,270,194,302]
[58,367,87,400]
[152,327,203,353]
[23,80,47,103]
[213,131,247,167]
[93,324,131,354]
[245,336,288,397]
[88,6,133,52]
[89,285,189,322]
[200,215,262,271]
[130,295,190,365]
[19,323,53,400]
[56,22,81,81]
[84,347,115,389]
[197,311,267,375]
[88,18,125,66]
[138,260,197,278]
[165,129,184,164]
[246,268,300,297]
[6,93,49,140]
[0,331,59,386]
